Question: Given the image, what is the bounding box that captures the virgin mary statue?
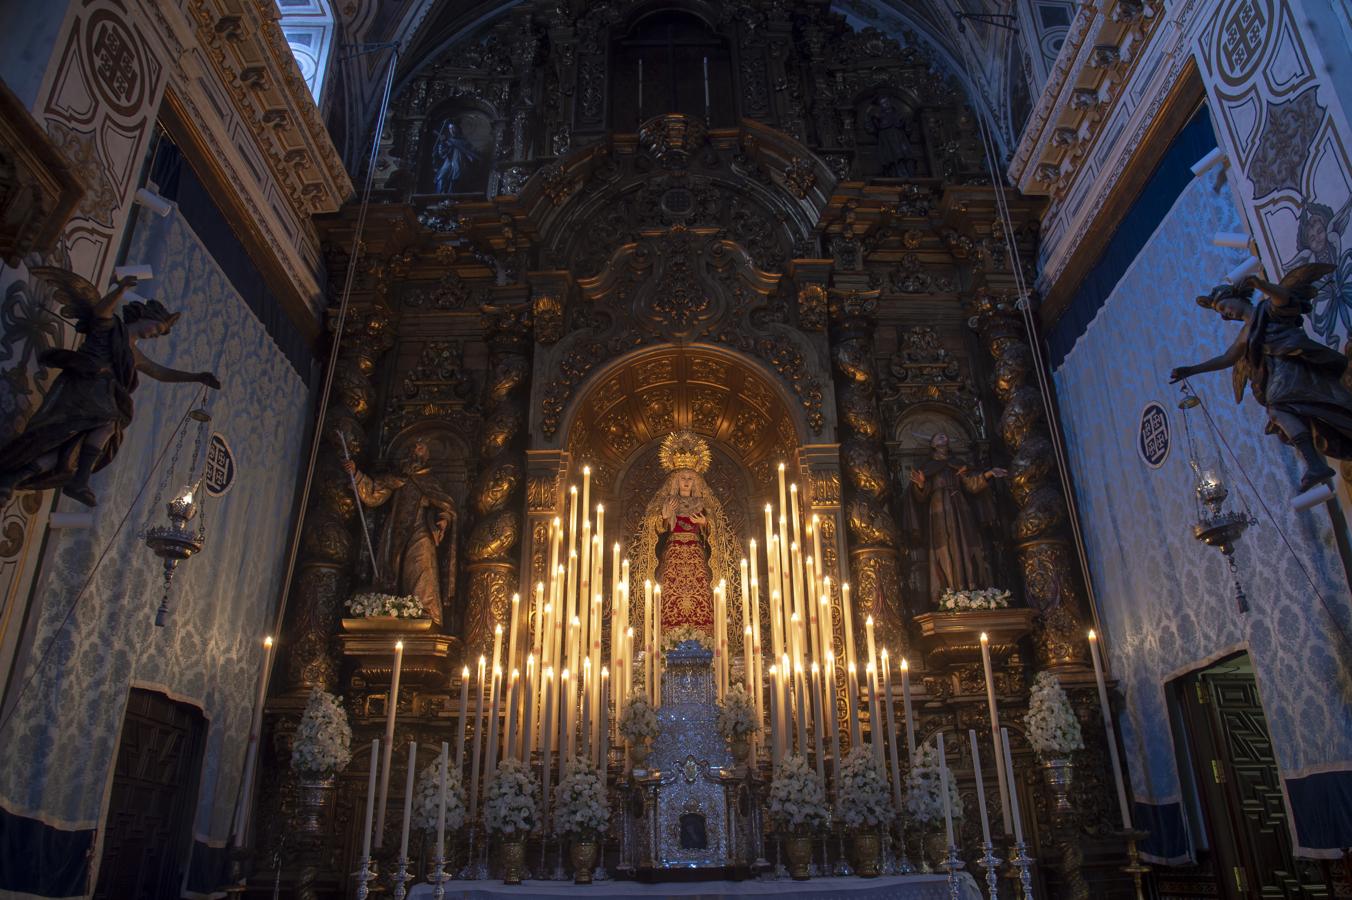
[634,432,739,650]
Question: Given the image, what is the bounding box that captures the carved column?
[970,291,1089,670]
[283,310,394,693]
[464,305,532,652]
[829,290,906,652]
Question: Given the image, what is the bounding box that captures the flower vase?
[293,773,336,835]
[921,831,947,873]
[730,734,750,764]
[570,833,599,884]
[499,836,526,885]
[630,739,651,769]
[784,832,814,880]
[1042,758,1074,816]
[851,830,881,877]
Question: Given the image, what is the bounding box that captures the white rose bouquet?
[410,759,467,832]
[904,740,963,826]
[715,683,760,741]
[660,624,709,652]
[938,587,1012,612]
[618,694,660,744]
[837,747,891,830]
[768,754,830,833]
[1024,671,1084,759]
[553,756,611,837]
[484,758,539,837]
[346,592,424,618]
[290,689,353,776]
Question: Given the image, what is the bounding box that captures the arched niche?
[853,88,929,179]
[418,100,497,197]
[609,6,737,129]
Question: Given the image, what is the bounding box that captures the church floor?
[406,873,982,899]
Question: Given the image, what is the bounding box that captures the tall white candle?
[866,662,884,771]
[644,579,654,704]
[809,663,826,782]
[504,668,521,763]
[969,729,992,847]
[1089,630,1134,829]
[435,742,448,860]
[399,741,417,858]
[541,667,555,832]
[881,648,902,811]
[937,732,954,849]
[485,666,503,788]
[768,665,781,767]
[824,652,841,787]
[375,640,404,847]
[507,593,521,691]
[840,582,857,684]
[234,635,273,847]
[469,655,486,819]
[846,661,862,749]
[456,665,470,772]
[1001,727,1024,844]
[600,666,611,769]
[979,632,1012,835]
[900,657,917,760]
[362,739,379,859]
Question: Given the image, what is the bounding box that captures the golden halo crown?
[659,431,712,474]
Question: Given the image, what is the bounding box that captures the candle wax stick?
[456,666,470,771]
[375,640,404,847]
[937,732,955,848]
[540,668,555,833]
[969,729,992,847]
[469,656,486,820]
[809,663,826,783]
[846,662,862,749]
[435,742,448,859]
[980,632,1013,835]
[1089,630,1134,829]
[900,658,917,760]
[362,739,379,859]
[399,741,417,858]
[234,635,273,847]
[881,649,902,812]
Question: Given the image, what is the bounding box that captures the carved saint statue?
[1171,264,1352,493]
[343,437,458,624]
[637,432,737,648]
[902,432,1006,601]
[866,96,918,178]
[432,121,479,194]
[0,268,220,508]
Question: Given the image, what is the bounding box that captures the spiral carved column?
[829,291,906,652]
[464,305,532,653]
[283,311,395,693]
[970,291,1088,669]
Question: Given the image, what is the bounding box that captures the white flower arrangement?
[484,758,539,837]
[346,591,424,618]
[904,740,963,826]
[410,759,467,833]
[552,756,611,837]
[837,747,891,830]
[768,754,830,832]
[618,694,660,744]
[660,624,709,652]
[937,588,1012,612]
[715,683,761,740]
[1024,671,1085,759]
[290,689,353,776]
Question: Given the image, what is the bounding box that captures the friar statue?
[902,432,1007,601]
[0,268,220,508]
[343,436,457,624]
[1171,264,1352,494]
[866,96,919,178]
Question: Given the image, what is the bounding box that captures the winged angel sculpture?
[0,268,219,508]
[1171,263,1352,494]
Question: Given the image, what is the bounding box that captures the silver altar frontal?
[621,641,757,875]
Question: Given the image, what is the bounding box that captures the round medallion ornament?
[204,432,237,497]
[1137,402,1170,468]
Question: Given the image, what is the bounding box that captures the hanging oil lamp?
[142,403,212,625]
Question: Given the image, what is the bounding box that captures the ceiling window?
[276,0,334,102]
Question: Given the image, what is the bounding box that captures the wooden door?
[1176,663,1330,898]
[93,689,205,899]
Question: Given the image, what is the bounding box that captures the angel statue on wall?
[901,431,1006,603]
[0,267,220,508]
[343,436,457,624]
[634,431,739,650]
[1171,264,1352,494]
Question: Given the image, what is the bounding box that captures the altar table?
[407,873,983,899]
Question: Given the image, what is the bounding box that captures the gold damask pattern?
[657,536,716,633]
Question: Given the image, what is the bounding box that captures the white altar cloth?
[408,873,982,899]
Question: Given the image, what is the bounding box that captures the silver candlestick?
[429,854,449,899]
[978,843,1001,900]
[355,856,376,900]
[943,844,965,900]
[552,837,567,880]
[894,818,915,874]
[460,824,478,879]
[833,830,853,876]
[391,855,411,900]
[1010,840,1035,899]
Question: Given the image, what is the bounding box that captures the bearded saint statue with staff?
[632,431,741,651]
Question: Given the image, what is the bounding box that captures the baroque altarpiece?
[254,1,1133,895]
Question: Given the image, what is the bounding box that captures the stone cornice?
[186,0,352,218]
[1008,0,1164,198]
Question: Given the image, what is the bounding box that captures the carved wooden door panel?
[1180,667,1330,899]
[93,689,205,900]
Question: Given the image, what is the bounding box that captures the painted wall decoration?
[1053,174,1352,860]
[0,207,308,877]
